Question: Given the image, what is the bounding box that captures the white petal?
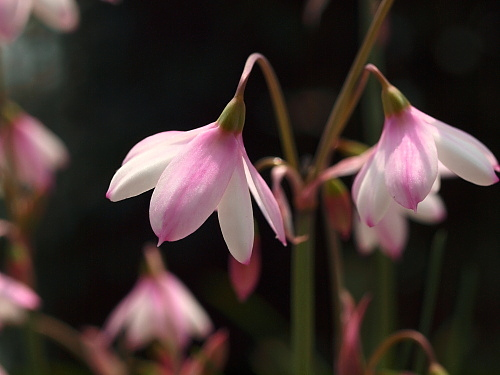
[218,161,254,264]
[107,130,203,201]
[374,204,408,260]
[429,117,499,186]
[352,148,392,226]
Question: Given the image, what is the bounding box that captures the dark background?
[2,0,498,373]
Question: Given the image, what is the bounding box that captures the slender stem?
[413,230,447,370]
[323,217,343,368]
[291,210,315,374]
[365,330,437,375]
[235,53,299,170]
[309,0,395,180]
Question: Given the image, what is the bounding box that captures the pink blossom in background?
[353,99,499,227]
[0,0,79,43]
[337,292,370,375]
[107,114,286,264]
[0,111,69,192]
[104,247,213,351]
[354,191,446,260]
[0,272,40,328]
[229,231,261,302]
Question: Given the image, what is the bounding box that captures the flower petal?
[406,193,446,224]
[0,0,32,42]
[429,116,499,186]
[374,203,408,260]
[218,160,254,263]
[229,233,261,301]
[107,129,207,201]
[32,0,79,32]
[383,109,438,211]
[240,144,286,245]
[150,127,238,243]
[352,148,392,226]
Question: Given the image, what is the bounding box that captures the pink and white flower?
[354,191,446,260]
[104,246,212,351]
[107,98,286,263]
[353,81,498,227]
[0,0,79,43]
[0,272,40,328]
[0,108,69,192]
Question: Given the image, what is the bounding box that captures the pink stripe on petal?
[430,118,499,186]
[150,127,238,243]
[383,109,438,211]
[218,161,254,264]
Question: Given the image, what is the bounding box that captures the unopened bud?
[428,363,449,375]
[323,179,352,240]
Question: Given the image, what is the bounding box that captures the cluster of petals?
[353,106,499,227]
[0,111,69,192]
[0,0,79,43]
[104,252,213,350]
[0,272,40,328]
[354,190,446,260]
[107,122,286,264]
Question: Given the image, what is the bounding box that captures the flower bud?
[322,179,352,240]
[428,363,449,375]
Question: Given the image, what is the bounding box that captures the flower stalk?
[309,0,395,180]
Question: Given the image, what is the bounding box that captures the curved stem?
[235,53,299,170]
[309,0,395,180]
[365,329,437,375]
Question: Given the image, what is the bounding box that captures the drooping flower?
[0,272,40,329]
[354,65,499,227]
[0,0,79,43]
[107,98,286,263]
[104,245,212,351]
[354,191,446,260]
[0,103,69,192]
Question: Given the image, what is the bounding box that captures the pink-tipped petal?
[229,234,261,301]
[382,109,438,211]
[150,128,238,243]
[32,0,79,32]
[239,141,286,246]
[107,130,202,201]
[0,0,32,43]
[429,117,499,186]
[407,193,446,224]
[218,161,254,264]
[352,149,392,226]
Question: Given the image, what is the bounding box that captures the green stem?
[413,230,447,370]
[309,0,395,180]
[322,206,344,367]
[291,210,315,374]
[235,53,299,170]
